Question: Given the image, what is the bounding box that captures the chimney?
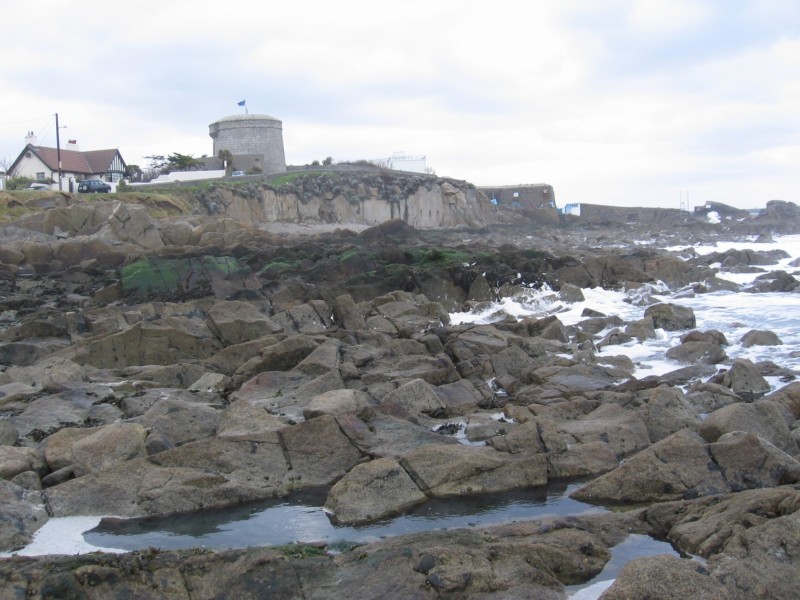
[67,139,79,151]
[25,131,37,146]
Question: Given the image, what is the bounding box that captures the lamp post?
[55,113,63,191]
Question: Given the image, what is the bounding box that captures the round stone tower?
[208,114,286,174]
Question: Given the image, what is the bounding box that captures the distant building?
[7,132,127,190]
[208,114,286,175]
[479,184,556,211]
[562,203,581,216]
[369,151,428,174]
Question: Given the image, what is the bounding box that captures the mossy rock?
[122,256,249,296]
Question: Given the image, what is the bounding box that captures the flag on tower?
[237,100,246,106]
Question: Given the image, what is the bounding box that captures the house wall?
[11,153,54,181]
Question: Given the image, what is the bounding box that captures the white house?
[8,132,127,191]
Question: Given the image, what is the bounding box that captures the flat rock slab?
[11,391,95,438]
[231,370,345,422]
[335,411,458,458]
[401,443,547,496]
[279,415,366,486]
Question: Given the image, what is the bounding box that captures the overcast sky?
[2,0,799,209]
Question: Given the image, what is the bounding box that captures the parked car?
[231,171,245,177]
[26,182,51,191]
[78,179,111,193]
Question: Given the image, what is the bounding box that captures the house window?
[36,172,46,181]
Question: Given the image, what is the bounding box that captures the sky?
[1,0,799,209]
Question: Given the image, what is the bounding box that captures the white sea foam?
[450,234,800,385]
[0,517,126,558]
[569,579,614,600]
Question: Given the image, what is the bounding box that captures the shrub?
[6,176,34,190]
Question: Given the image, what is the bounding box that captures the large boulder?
[709,431,800,491]
[764,381,800,419]
[335,409,458,459]
[706,500,800,599]
[231,370,346,422]
[718,359,771,398]
[744,270,798,293]
[400,444,547,497]
[638,385,701,443]
[303,389,373,420]
[653,485,800,599]
[10,390,95,439]
[323,457,427,524]
[699,401,798,456]
[644,303,696,331]
[108,202,164,249]
[77,318,222,369]
[70,422,148,477]
[571,430,729,504]
[41,427,96,472]
[279,414,366,486]
[234,334,319,378]
[205,301,282,346]
[559,403,651,458]
[665,341,727,365]
[129,397,222,447]
[546,440,620,479]
[215,399,286,437]
[741,329,783,347]
[0,446,46,480]
[382,378,447,417]
[601,554,728,600]
[46,430,301,517]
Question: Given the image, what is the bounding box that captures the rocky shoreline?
[1,181,799,598]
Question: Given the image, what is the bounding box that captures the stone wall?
[479,184,556,211]
[208,115,286,174]
[576,203,694,226]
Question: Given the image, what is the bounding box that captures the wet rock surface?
[1,185,799,597]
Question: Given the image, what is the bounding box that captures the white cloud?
[1,0,798,209]
[627,0,713,36]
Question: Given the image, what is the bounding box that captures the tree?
[167,153,203,172]
[143,155,168,181]
[126,165,143,182]
[322,156,334,166]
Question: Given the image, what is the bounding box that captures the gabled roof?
[9,144,125,176]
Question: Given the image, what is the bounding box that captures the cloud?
[627,0,713,36]
[1,0,798,209]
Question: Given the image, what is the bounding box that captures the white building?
[371,151,428,174]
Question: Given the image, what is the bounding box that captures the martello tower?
[208,114,286,174]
